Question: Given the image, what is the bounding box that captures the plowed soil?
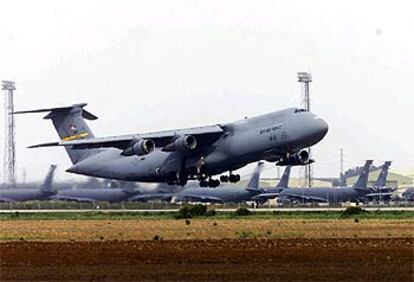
[1,238,413,281]
[1,218,413,281]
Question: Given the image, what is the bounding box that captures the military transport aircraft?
[15,103,328,187]
[0,165,56,202]
[279,160,373,204]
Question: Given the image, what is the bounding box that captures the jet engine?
[276,150,312,166]
[122,139,155,156]
[163,135,197,152]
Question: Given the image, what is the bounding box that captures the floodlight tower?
[297,72,312,188]
[2,80,16,186]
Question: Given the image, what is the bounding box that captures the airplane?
[251,166,291,202]
[402,187,414,201]
[128,183,185,202]
[361,161,395,202]
[0,165,57,202]
[172,162,265,203]
[279,160,373,204]
[52,185,140,203]
[14,103,328,187]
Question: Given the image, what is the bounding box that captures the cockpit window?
[294,108,307,113]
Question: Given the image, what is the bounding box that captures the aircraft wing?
[0,197,14,202]
[30,125,224,150]
[252,192,281,200]
[281,192,328,203]
[128,193,174,202]
[52,195,97,202]
[364,192,393,198]
[179,193,224,203]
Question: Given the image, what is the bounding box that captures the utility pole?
[340,148,344,186]
[297,72,312,188]
[2,80,16,187]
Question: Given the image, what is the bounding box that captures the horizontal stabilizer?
[28,142,60,148]
[13,103,98,120]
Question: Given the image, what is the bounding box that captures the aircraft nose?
[315,116,329,139]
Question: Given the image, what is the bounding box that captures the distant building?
[346,169,413,188]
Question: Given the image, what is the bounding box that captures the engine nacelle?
[163,135,197,152]
[122,139,155,156]
[276,150,313,166]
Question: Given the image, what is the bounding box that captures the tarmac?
[1,206,414,213]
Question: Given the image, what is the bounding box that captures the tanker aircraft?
[15,103,328,187]
[279,160,373,204]
[0,165,56,202]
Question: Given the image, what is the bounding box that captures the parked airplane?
[15,104,328,187]
[172,162,265,203]
[279,160,373,204]
[128,183,185,202]
[362,161,395,202]
[251,166,291,202]
[53,185,140,203]
[0,165,57,202]
[402,187,414,201]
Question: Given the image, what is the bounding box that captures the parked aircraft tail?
[352,160,373,189]
[276,166,291,188]
[14,103,100,164]
[246,162,264,189]
[40,165,57,193]
[373,161,391,188]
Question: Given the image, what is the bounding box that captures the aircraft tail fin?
[40,165,57,193]
[14,103,100,164]
[246,162,264,189]
[276,166,291,188]
[352,160,373,189]
[374,161,391,188]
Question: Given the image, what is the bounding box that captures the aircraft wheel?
[199,180,208,187]
[208,179,220,188]
[229,174,241,183]
[220,175,229,183]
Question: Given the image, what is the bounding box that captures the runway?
[1,206,414,213]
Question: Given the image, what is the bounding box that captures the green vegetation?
[234,207,250,216]
[341,206,368,218]
[0,209,413,221]
[175,204,216,219]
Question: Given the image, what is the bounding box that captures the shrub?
[153,235,162,241]
[205,209,216,217]
[234,207,250,216]
[341,206,367,218]
[175,204,209,219]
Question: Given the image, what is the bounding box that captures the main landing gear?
[198,172,241,188]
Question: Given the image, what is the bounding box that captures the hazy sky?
[0,0,413,182]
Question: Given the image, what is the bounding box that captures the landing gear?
[199,178,220,188]
[220,173,240,183]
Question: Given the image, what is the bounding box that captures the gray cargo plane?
[172,162,264,203]
[15,104,328,187]
[279,160,373,204]
[0,165,57,202]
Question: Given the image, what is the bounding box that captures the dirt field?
[0,218,413,281]
[1,218,413,241]
[0,238,412,281]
